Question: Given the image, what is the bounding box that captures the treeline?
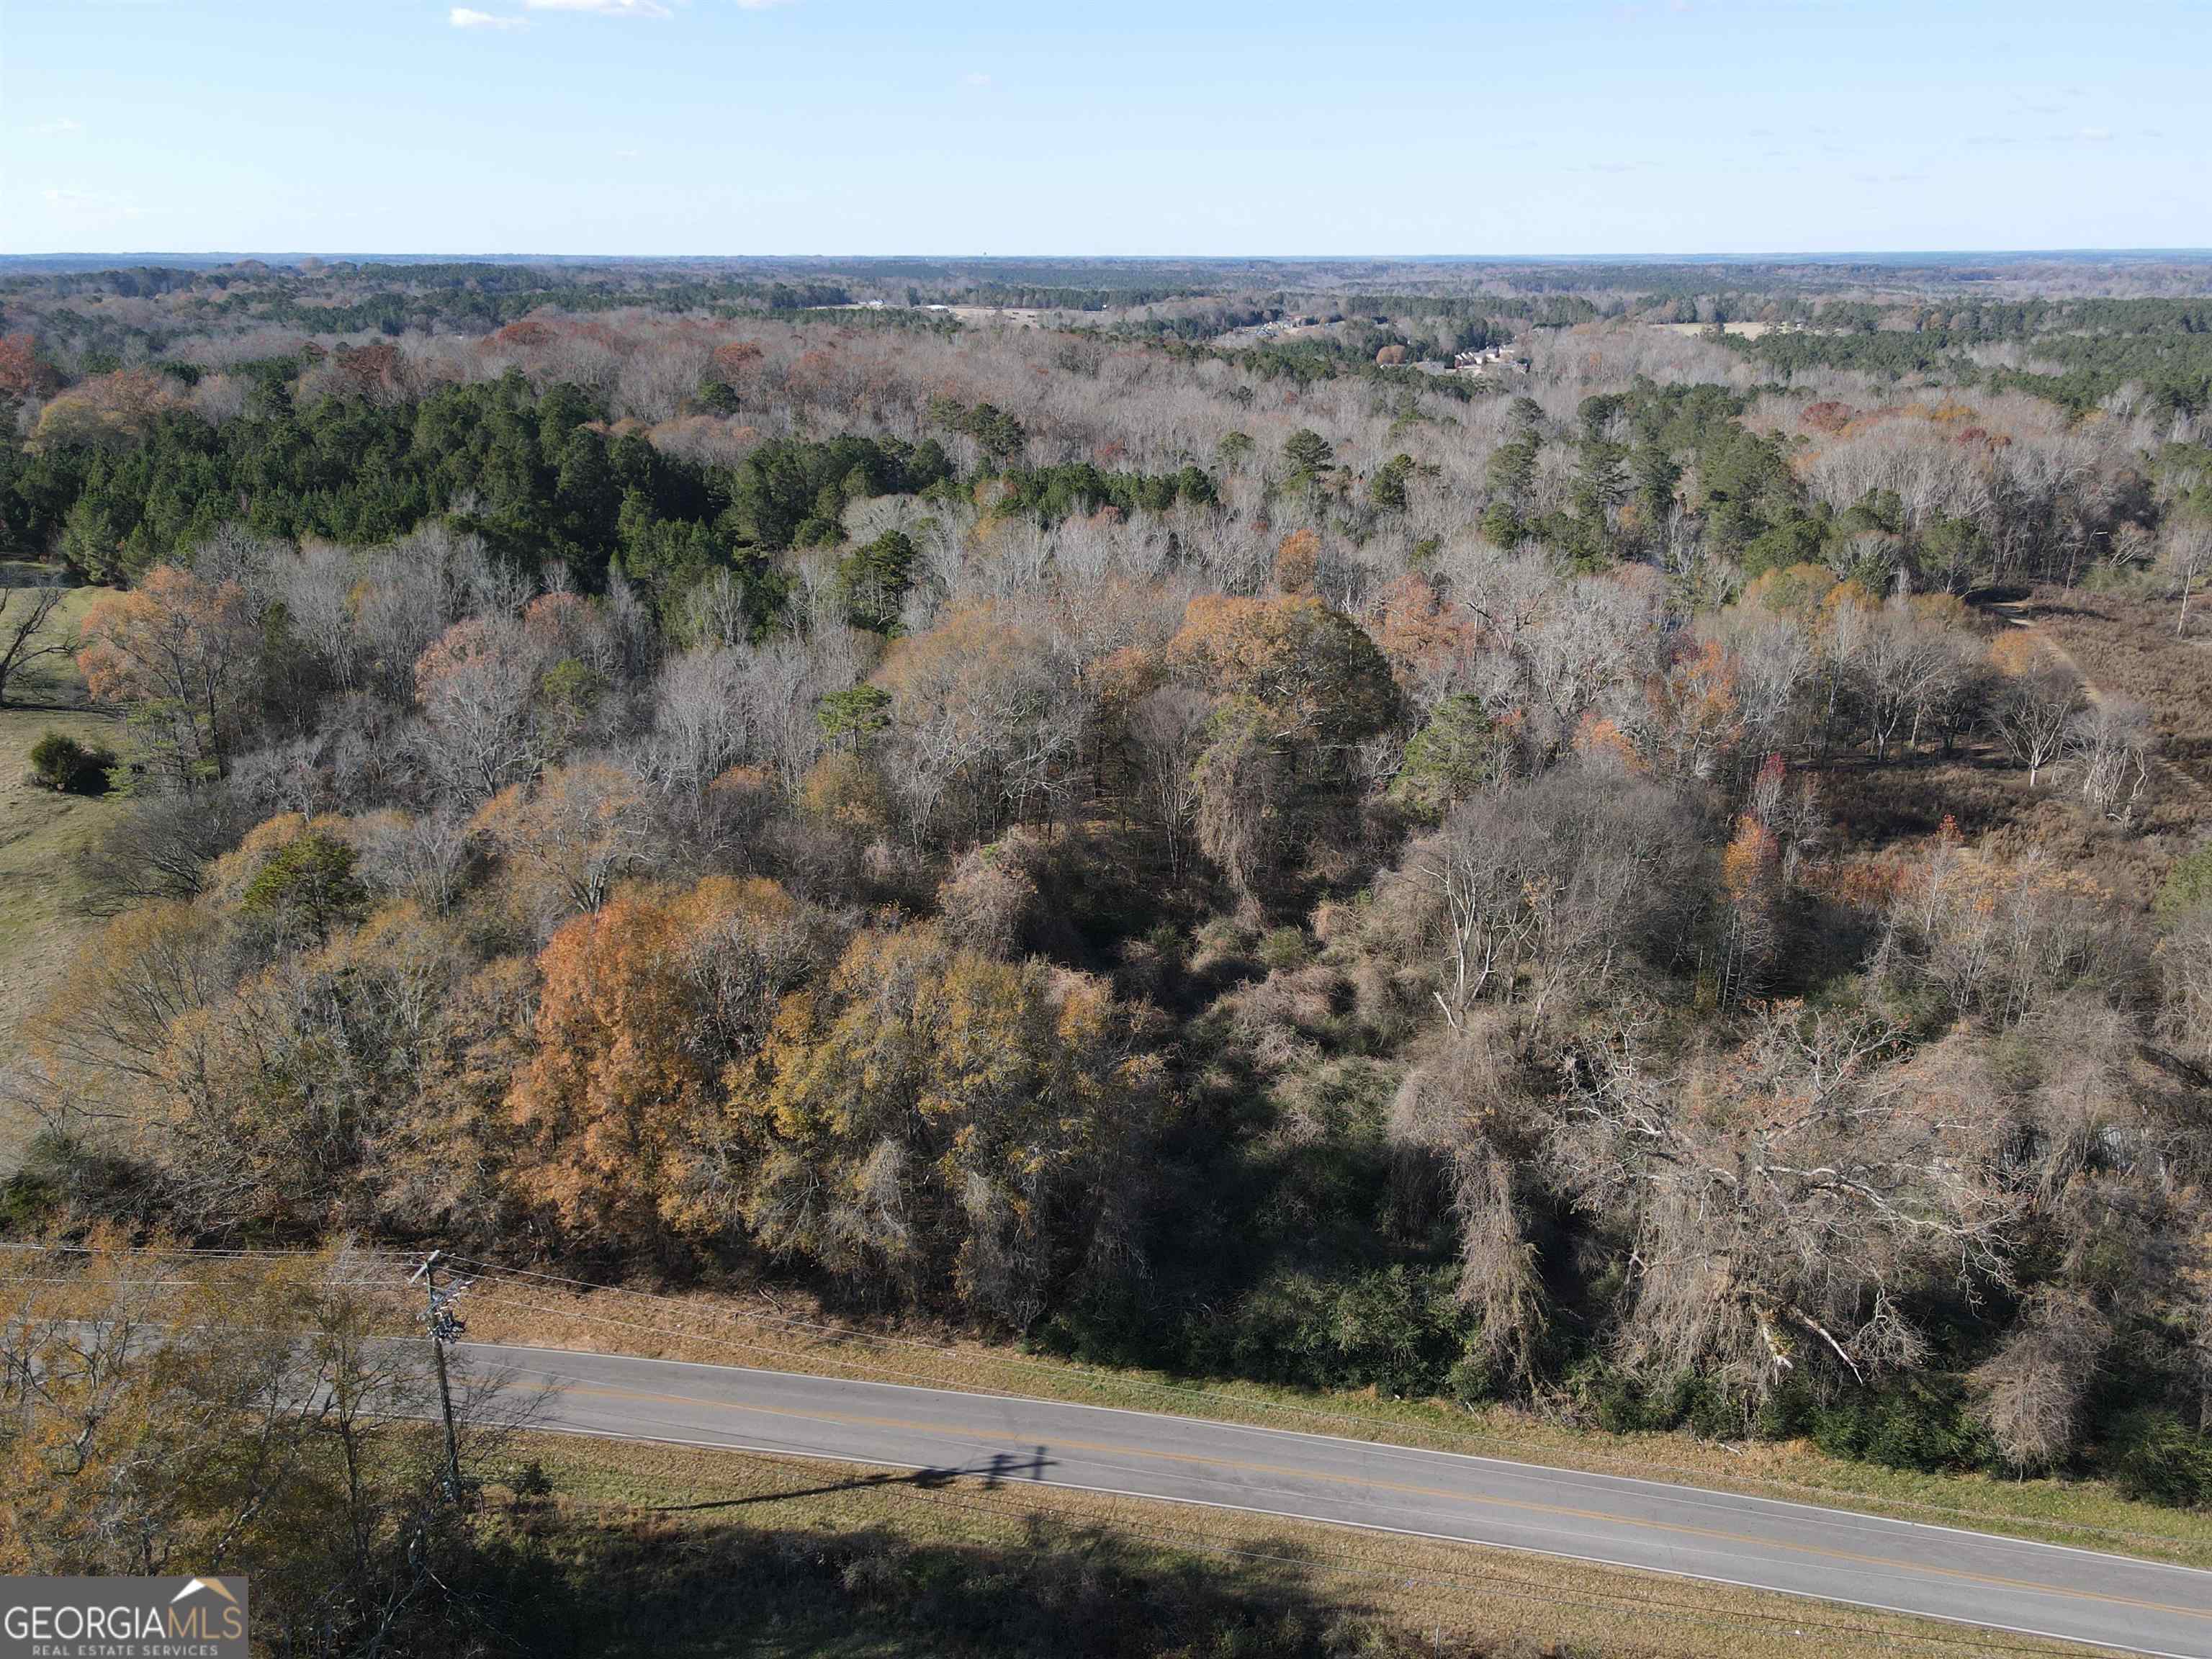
[1731,319,2212,418]
[12,491,2209,1493]
[2,264,856,362]
[1,371,958,603]
[4,271,2212,1516]
[1,369,1249,616]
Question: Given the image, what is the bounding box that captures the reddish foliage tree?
[0,333,61,400]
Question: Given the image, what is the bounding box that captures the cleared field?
[1647,320,1794,338]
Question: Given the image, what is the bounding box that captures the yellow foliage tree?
[745,925,1162,1323]
[76,565,258,791]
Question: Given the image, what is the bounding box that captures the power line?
[437,1255,2200,1555]
[0,1252,2152,1657]
[12,1240,2201,1557]
[0,1241,415,1259]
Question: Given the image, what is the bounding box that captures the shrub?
[27,730,115,795]
[2103,1410,2212,1508]
[1257,927,1310,974]
[0,1129,143,1233]
[1566,1359,1663,1434]
[1808,1375,1996,1473]
[0,1166,60,1234]
[1447,1354,1499,1408]
[1216,1266,1473,1399]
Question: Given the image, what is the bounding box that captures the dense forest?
[3,253,2211,1654]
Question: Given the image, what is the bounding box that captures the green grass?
[0,577,117,1164]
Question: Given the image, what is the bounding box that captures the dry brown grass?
[513,1430,2115,1659]
[2030,586,2212,797]
[0,1247,2184,1653]
[449,1267,2212,1570]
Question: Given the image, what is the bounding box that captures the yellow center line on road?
[537,1377,2211,1624]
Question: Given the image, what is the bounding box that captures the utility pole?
[409,1249,468,1504]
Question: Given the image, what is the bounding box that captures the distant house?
[1451,345,1531,377]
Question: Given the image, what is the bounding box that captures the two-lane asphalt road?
[466,1341,2212,1657]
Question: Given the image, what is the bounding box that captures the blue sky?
[2,0,2205,256]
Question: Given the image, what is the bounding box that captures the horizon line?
[5,247,2212,267]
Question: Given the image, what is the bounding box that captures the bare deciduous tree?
[1971,1290,2108,1470]
[1991,661,2082,788]
[1126,685,1210,885]
[1555,1006,2015,1401]
[2068,696,2153,824]
[2161,518,2210,637]
[1390,768,1699,1028]
[0,580,67,708]
[1391,1017,1547,1386]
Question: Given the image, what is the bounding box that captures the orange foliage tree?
[1165,593,1398,752]
[0,333,60,400]
[1374,572,1475,711]
[1272,528,1321,595]
[1645,636,1743,781]
[871,603,1077,844]
[506,877,816,1255]
[1719,806,1783,1006]
[30,368,186,453]
[472,760,655,925]
[77,565,258,792]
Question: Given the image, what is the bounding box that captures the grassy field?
[485,1430,2110,1659]
[0,572,114,1164]
[453,1270,2212,1573]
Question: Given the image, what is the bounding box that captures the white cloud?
[732,0,795,9]
[450,6,525,26]
[522,0,673,15]
[961,71,992,88]
[33,117,85,135]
